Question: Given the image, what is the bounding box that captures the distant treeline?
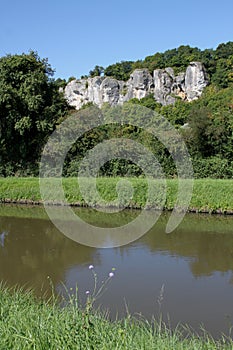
[0,43,232,178]
[73,41,233,89]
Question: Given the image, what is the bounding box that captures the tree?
[0,51,68,175]
[104,61,133,81]
[186,106,213,157]
[214,42,233,59]
[212,56,233,88]
[89,65,104,77]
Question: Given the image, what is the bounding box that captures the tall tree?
[0,51,68,175]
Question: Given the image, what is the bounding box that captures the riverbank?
[0,286,232,349]
[0,177,233,213]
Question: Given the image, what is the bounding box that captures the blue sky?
[1,0,233,79]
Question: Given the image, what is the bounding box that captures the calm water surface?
[0,204,232,338]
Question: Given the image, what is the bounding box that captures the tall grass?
[0,285,232,350]
[0,177,233,213]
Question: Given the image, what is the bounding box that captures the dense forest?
[0,43,232,178]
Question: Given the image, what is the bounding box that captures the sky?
[1,0,233,80]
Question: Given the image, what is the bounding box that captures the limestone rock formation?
[125,69,154,100]
[184,62,209,101]
[64,62,208,109]
[153,68,176,105]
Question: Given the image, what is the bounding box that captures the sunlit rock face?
[153,68,177,105]
[184,62,209,101]
[64,62,208,109]
[125,69,154,100]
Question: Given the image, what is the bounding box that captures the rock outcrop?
[125,69,154,100]
[184,62,209,101]
[64,62,208,109]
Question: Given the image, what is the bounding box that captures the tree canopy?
[95,42,233,90]
[0,51,68,175]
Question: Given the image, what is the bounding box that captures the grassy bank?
[0,177,233,213]
[0,286,232,350]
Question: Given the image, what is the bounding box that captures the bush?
[192,157,233,178]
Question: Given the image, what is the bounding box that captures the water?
[0,204,232,337]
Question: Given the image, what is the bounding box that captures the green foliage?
[128,85,233,179]
[89,65,104,77]
[186,106,213,156]
[100,41,233,89]
[212,56,233,88]
[184,87,233,160]
[104,61,134,81]
[54,77,67,88]
[0,51,68,175]
[129,93,161,111]
[215,42,233,59]
[142,45,202,74]
[192,157,233,179]
[67,76,76,83]
[160,99,193,125]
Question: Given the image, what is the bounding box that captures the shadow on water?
[0,204,232,338]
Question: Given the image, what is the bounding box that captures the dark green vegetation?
[62,92,233,179]
[89,41,233,86]
[0,43,233,178]
[0,177,232,213]
[136,86,233,179]
[0,51,68,176]
[0,286,232,350]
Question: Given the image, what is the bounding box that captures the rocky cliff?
[64,62,208,109]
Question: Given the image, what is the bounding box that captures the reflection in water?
[143,226,233,277]
[0,204,232,337]
[0,216,96,295]
[0,231,8,247]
